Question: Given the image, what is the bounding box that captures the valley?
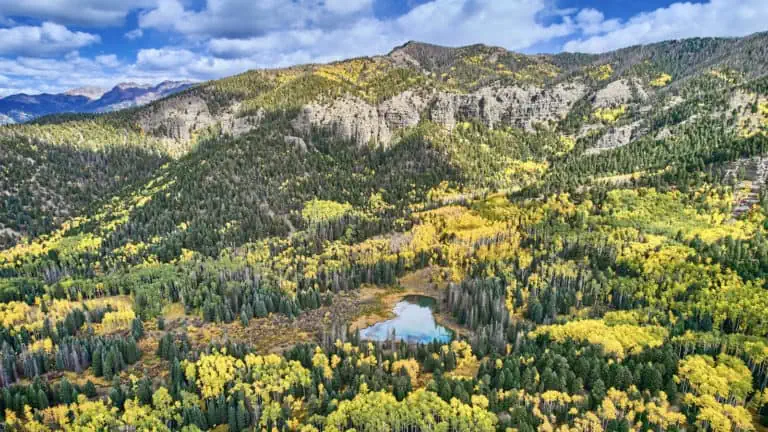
[1,33,768,431]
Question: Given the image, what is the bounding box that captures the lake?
[359,295,453,344]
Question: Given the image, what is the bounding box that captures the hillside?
[0,33,768,431]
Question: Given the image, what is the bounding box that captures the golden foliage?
[301,199,353,224]
[531,319,668,359]
[587,64,614,81]
[650,73,672,87]
[593,105,627,124]
[676,354,753,403]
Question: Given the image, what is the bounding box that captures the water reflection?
[359,295,453,344]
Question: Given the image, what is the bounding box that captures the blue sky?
[0,0,766,96]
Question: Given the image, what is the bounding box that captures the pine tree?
[131,318,144,340]
[254,300,268,318]
[84,380,97,398]
[37,389,49,409]
[228,405,238,432]
[137,378,152,405]
[591,378,606,408]
[110,383,125,410]
[92,347,103,376]
[58,378,73,404]
[103,350,115,380]
[236,400,248,431]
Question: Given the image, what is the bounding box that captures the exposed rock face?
[137,95,260,149]
[138,94,213,142]
[284,135,309,153]
[292,96,391,146]
[379,91,428,130]
[729,90,766,135]
[293,83,587,147]
[292,91,431,148]
[430,83,587,131]
[388,49,422,70]
[594,79,648,108]
[585,121,641,154]
[656,127,673,140]
[221,108,264,137]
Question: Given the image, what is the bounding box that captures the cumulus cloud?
[141,0,435,39]
[0,0,155,26]
[564,0,768,53]
[125,28,144,40]
[0,22,99,56]
[95,54,120,68]
[0,51,202,97]
[4,0,768,97]
[206,0,575,67]
[573,9,620,36]
[324,0,373,15]
[135,47,263,79]
[139,0,328,38]
[136,48,200,70]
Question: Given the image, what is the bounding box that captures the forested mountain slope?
[0,33,768,431]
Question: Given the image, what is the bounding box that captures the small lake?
[359,295,453,344]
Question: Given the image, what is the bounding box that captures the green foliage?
[5,32,768,432]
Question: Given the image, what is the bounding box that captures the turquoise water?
[359,295,453,344]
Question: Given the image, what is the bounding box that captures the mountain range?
[1,32,768,248]
[0,80,194,125]
[1,31,768,431]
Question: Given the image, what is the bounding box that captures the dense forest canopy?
[1,33,768,431]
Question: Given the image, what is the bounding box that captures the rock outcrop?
[585,121,641,154]
[594,79,648,108]
[138,94,213,142]
[292,96,391,146]
[292,83,587,148]
[284,135,309,153]
[429,83,587,131]
[137,94,261,151]
[379,91,428,130]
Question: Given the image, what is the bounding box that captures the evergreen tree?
[131,318,145,340]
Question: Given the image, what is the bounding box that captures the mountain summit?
[63,86,108,100]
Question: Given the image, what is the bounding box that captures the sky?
[0,0,767,96]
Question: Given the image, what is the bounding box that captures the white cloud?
[564,0,768,53]
[137,48,199,70]
[207,0,575,66]
[324,0,373,15]
[95,54,120,68]
[125,28,144,40]
[0,0,156,27]
[3,0,768,98]
[574,8,620,36]
[0,51,200,97]
[139,0,317,38]
[0,22,99,56]
[134,47,263,79]
[142,0,410,39]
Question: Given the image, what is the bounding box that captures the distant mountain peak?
[0,81,194,124]
[113,82,153,91]
[64,86,107,100]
